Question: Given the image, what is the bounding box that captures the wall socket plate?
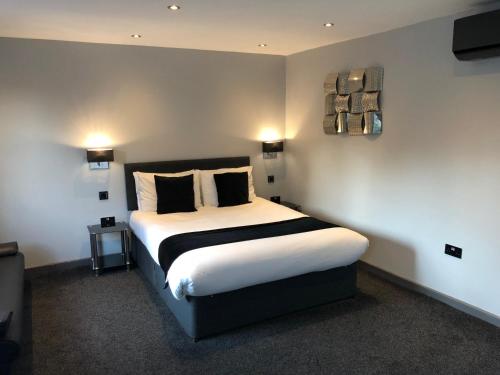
[99,191,109,200]
[445,244,462,259]
[268,175,275,184]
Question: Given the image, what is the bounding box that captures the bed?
[125,156,368,340]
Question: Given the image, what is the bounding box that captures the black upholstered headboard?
[124,156,250,211]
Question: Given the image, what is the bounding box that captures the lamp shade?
[262,141,284,153]
[87,149,114,163]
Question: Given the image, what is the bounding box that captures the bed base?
[131,233,358,340]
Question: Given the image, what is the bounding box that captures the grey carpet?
[12,265,500,375]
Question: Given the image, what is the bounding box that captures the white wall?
[0,38,285,268]
[285,15,500,317]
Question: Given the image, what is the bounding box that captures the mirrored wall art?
[364,66,384,92]
[364,112,382,134]
[348,114,364,136]
[337,72,350,95]
[325,94,336,115]
[361,92,379,112]
[335,95,350,113]
[322,66,383,136]
[323,114,337,134]
[350,92,363,114]
[336,113,348,133]
[348,69,365,93]
[324,72,338,95]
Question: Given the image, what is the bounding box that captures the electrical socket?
[445,244,462,259]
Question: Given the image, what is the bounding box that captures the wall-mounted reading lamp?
[87,148,114,170]
[262,140,284,159]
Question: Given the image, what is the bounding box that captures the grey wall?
[285,15,500,317]
[0,37,285,268]
[2,13,500,318]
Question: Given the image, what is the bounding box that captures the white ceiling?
[0,0,481,55]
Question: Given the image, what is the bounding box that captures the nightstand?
[280,201,302,212]
[87,222,131,276]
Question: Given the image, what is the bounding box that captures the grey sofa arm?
[0,249,24,371]
[0,242,18,257]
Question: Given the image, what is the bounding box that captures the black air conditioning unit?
[453,9,500,60]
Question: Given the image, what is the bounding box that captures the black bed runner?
[159,217,337,278]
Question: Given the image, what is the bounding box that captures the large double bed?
[125,156,368,340]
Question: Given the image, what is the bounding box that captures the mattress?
[129,197,369,299]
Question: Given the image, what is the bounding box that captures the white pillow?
[200,166,256,207]
[133,170,201,211]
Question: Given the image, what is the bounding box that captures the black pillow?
[214,172,250,207]
[154,174,196,214]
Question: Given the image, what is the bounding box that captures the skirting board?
[359,261,500,328]
[25,258,90,280]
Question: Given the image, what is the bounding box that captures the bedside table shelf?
[97,254,129,270]
[87,222,131,276]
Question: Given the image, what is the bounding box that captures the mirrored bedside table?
[87,222,132,276]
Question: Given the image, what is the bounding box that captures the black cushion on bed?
[154,174,196,214]
[0,242,18,258]
[214,172,250,207]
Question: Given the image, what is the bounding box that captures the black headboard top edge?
[124,156,250,211]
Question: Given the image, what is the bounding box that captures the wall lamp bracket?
[262,140,284,159]
[87,149,114,170]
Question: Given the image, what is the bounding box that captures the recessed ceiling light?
[131,34,142,38]
[324,22,334,27]
[167,4,181,10]
[258,43,267,47]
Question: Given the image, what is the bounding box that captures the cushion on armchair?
[0,245,24,369]
[0,242,18,257]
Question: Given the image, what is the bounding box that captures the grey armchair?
[0,242,24,374]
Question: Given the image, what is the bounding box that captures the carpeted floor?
[12,265,500,375]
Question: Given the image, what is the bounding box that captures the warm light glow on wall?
[84,133,113,148]
[285,126,298,140]
[258,127,281,142]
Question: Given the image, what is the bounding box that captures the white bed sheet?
[129,197,369,299]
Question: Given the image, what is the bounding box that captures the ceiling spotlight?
[167,4,181,10]
[258,43,267,47]
[131,34,142,38]
[324,22,334,27]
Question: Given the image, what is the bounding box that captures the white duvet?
[129,197,368,299]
